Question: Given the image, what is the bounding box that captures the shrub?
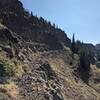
[0,60,14,77]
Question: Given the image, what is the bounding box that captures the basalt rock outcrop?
[0,0,71,50]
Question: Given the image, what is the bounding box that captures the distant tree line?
[30,12,59,31]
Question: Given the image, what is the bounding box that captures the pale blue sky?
[21,0,100,44]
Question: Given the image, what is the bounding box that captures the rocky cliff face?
[96,44,100,51]
[0,0,100,100]
[0,0,24,14]
[83,43,100,62]
[0,0,71,50]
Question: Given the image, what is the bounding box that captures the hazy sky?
[21,0,100,44]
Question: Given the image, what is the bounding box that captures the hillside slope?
[0,0,100,100]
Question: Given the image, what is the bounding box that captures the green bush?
[0,60,14,77]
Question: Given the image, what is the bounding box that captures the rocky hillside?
[0,0,100,100]
[0,0,71,50]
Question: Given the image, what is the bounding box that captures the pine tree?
[53,23,56,28]
[76,40,81,54]
[78,45,91,83]
[31,11,33,17]
[71,33,76,53]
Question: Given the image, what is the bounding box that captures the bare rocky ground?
[0,35,100,100]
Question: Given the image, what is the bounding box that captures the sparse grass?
[0,81,22,100]
[15,64,25,77]
[0,51,7,59]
